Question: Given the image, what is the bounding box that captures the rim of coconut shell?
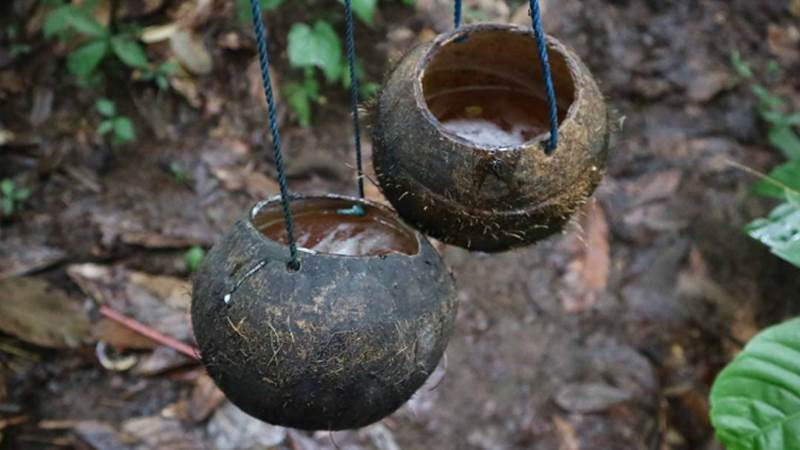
[414,22,582,153]
[248,193,424,258]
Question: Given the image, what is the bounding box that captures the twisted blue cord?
[454,0,462,28]
[250,0,299,269]
[529,0,559,153]
[343,0,366,202]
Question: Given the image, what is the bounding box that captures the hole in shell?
[252,197,421,257]
[421,27,576,148]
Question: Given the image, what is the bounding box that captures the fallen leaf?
[132,346,192,376]
[72,421,135,450]
[555,382,633,413]
[559,202,610,312]
[627,170,682,206]
[0,240,65,280]
[140,22,178,43]
[67,264,193,343]
[553,416,579,450]
[92,318,157,350]
[170,29,213,75]
[123,415,205,450]
[174,374,226,423]
[0,277,90,349]
[207,402,287,450]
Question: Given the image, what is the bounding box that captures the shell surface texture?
[191,195,458,431]
[373,23,610,252]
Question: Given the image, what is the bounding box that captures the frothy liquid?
[426,88,550,147]
[260,209,417,256]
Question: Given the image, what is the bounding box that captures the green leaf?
[746,202,800,268]
[0,179,14,197]
[340,0,377,25]
[13,188,31,201]
[185,246,205,273]
[285,82,313,127]
[43,5,73,39]
[767,126,800,160]
[113,117,135,143]
[67,39,108,77]
[63,7,107,39]
[711,318,800,450]
[95,98,116,117]
[753,160,800,199]
[236,0,285,23]
[97,119,114,135]
[730,50,754,80]
[110,35,149,69]
[287,21,343,83]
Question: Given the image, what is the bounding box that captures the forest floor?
[1,0,800,449]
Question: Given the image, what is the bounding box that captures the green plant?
[710,317,800,450]
[95,98,135,145]
[185,246,206,273]
[730,51,800,268]
[43,0,150,79]
[244,0,391,126]
[169,162,190,185]
[1,179,31,217]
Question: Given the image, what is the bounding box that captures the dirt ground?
[1,0,800,449]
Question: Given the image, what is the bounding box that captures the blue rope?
[529,0,559,153]
[454,0,462,28]
[343,0,366,204]
[250,0,299,269]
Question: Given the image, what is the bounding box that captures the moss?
[191,195,458,430]
[372,24,610,252]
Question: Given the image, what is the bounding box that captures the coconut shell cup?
[373,23,610,252]
[191,194,458,431]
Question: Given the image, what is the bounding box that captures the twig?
[725,159,800,196]
[99,306,200,360]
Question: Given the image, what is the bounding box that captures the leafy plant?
[169,162,190,185]
[43,1,149,79]
[185,246,206,273]
[730,51,800,268]
[710,317,800,450]
[95,98,135,145]
[1,179,31,217]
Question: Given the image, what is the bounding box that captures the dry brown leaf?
[555,382,633,413]
[92,318,156,350]
[175,374,226,423]
[207,402,287,450]
[559,202,610,312]
[72,421,134,450]
[553,416,579,450]
[123,415,205,450]
[0,277,90,349]
[0,241,65,280]
[68,264,192,343]
[170,29,213,76]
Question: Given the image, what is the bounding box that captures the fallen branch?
[99,306,200,360]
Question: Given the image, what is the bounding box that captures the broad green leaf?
[43,5,73,38]
[185,246,206,273]
[287,21,343,82]
[113,117,136,143]
[746,202,800,268]
[95,98,116,117]
[67,40,108,77]
[111,35,149,69]
[753,160,800,199]
[0,179,14,196]
[236,0,285,23]
[340,0,377,25]
[285,82,313,127]
[63,7,107,38]
[13,188,31,201]
[767,126,800,160]
[711,318,800,450]
[97,119,114,135]
[752,85,786,111]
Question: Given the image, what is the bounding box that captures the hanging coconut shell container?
[373,23,610,252]
[192,194,458,430]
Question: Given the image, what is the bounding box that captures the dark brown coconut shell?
[191,194,458,431]
[373,23,610,252]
